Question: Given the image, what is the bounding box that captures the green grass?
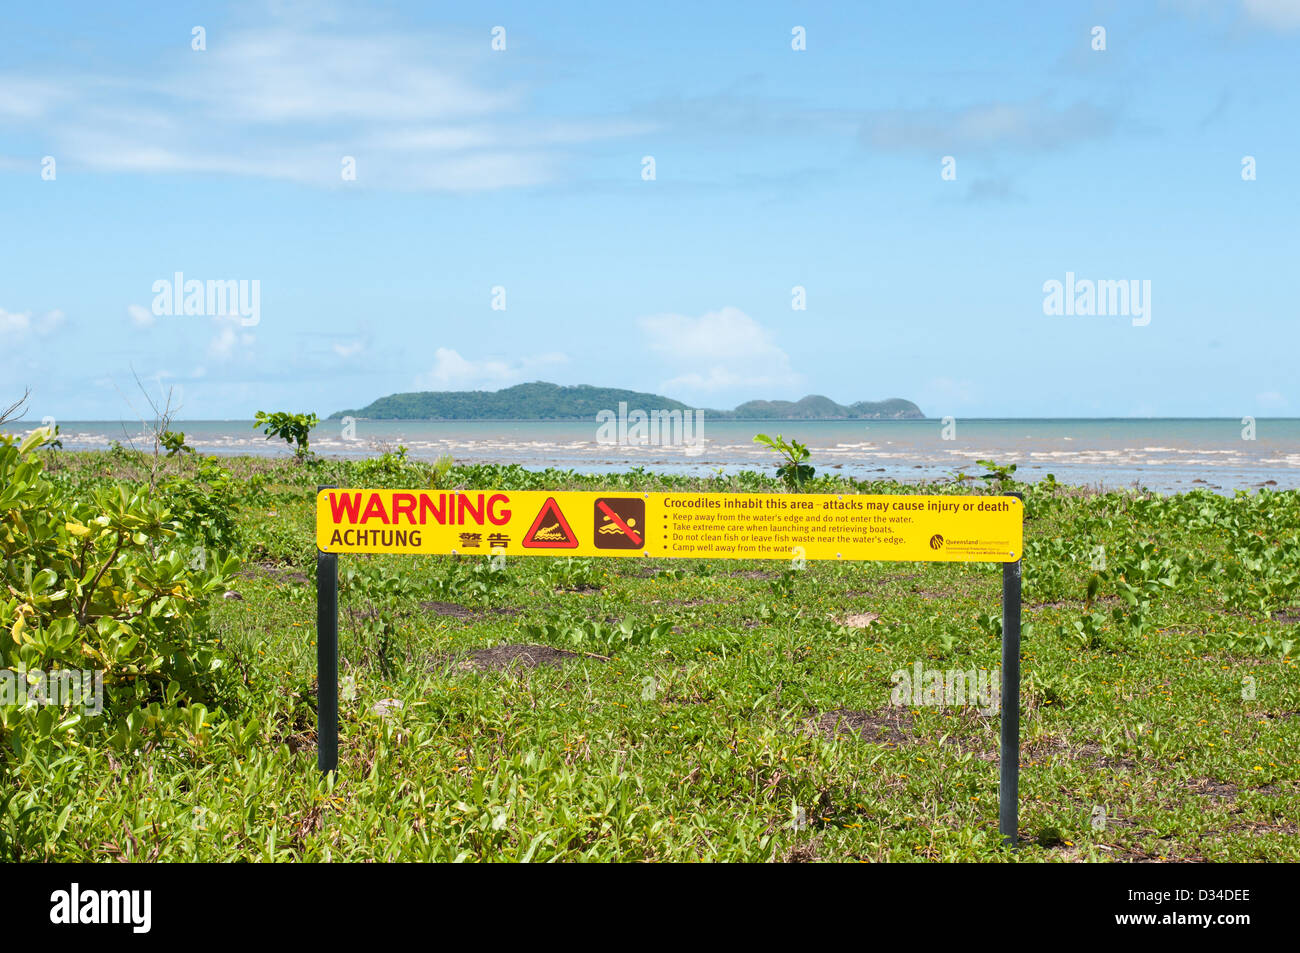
[4,450,1298,861]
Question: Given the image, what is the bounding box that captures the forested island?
[330,382,924,420]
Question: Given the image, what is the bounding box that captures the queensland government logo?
[929,534,945,550]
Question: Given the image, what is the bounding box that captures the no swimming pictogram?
[593,497,645,550]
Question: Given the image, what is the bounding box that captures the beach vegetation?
[254,411,319,459]
[753,433,815,491]
[1,445,1297,861]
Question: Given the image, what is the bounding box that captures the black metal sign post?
[316,485,339,775]
[999,559,1022,846]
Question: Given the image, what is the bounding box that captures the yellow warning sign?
[316,490,1022,562]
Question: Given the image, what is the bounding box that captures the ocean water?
[7,418,1299,495]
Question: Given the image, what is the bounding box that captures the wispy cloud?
[1242,0,1300,29]
[861,99,1119,154]
[637,307,800,397]
[208,316,256,361]
[0,79,69,120]
[416,347,568,391]
[191,31,516,123]
[0,307,66,339]
[0,27,652,191]
[1166,0,1300,31]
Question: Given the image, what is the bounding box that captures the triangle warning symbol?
[522,497,579,548]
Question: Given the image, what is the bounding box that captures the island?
[330,382,924,420]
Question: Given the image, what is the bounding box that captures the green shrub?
[753,433,814,490]
[158,456,243,558]
[0,429,238,760]
[253,410,318,458]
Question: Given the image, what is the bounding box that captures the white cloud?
[637,307,799,396]
[1255,390,1288,409]
[0,309,28,334]
[127,304,154,327]
[0,79,67,119]
[190,31,517,124]
[0,26,652,192]
[208,316,256,360]
[333,340,365,359]
[1242,0,1300,29]
[1168,0,1300,30]
[416,347,568,390]
[0,307,65,338]
[209,324,238,360]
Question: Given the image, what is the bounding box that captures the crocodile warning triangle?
[522,496,579,548]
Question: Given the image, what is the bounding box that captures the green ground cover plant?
[1,441,1296,861]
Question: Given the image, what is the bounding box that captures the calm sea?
[7,418,1299,495]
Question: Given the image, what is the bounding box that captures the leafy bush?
[106,440,143,465]
[336,447,432,489]
[975,458,1019,493]
[160,430,194,457]
[254,411,318,459]
[158,456,243,558]
[428,453,454,489]
[0,429,238,760]
[753,433,814,490]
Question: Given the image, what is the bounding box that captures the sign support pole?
[999,558,1022,846]
[316,485,339,775]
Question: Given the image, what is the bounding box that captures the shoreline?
[28,445,1299,497]
[7,418,1298,496]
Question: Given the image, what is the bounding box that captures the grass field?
[3,446,1298,862]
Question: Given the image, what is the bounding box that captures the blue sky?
[2,0,1298,420]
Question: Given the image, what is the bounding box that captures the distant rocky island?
[330,382,924,421]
